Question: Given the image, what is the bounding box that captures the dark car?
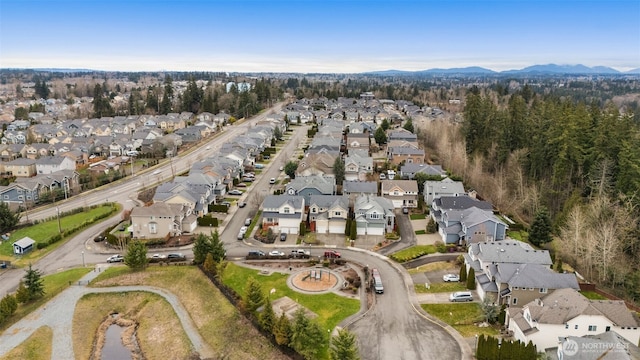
[94,235,106,242]
[280,233,287,241]
[167,253,186,261]
[324,250,341,258]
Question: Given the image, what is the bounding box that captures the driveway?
[0,269,213,359]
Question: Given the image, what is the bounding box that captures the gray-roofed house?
[261,195,305,235]
[400,163,447,180]
[387,146,425,166]
[342,180,378,206]
[344,153,373,181]
[285,175,336,204]
[555,331,640,360]
[431,195,505,245]
[380,180,419,209]
[423,177,466,206]
[354,194,395,236]
[507,288,640,352]
[35,156,76,175]
[308,195,349,234]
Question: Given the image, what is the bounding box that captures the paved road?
[342,249,468,360]
[0,268,213,359]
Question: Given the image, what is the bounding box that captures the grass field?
[407,261,457,274]
[422,303,499,337]
[0,326,52,360]
[415,282,467,294]
[221,262,360,332]
[0,268,91,333]
[415,230,426,235]
[389,245,436,262]
[410,214,426,220]
[0,204,117,262]
[91,266,290,360]
[580,291,608,300]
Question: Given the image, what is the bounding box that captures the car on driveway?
[107,254,124,263]
[228,189,243,195]
[269,250,285,257]
[280,233,287,241]
[221,201,231,207]
[238,201,246,208]
[443,274,460,282]
[402,207,409,214]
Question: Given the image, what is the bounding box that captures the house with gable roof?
[344,153,373,181]
[507,288,640,352]
[423,177,466,204]
[353,194,395,235]
[285,175,336,205]
[261,195,305,235]
[380,180,419,209]
[130,202,196,239]
[400,163,447,180]
[430,195,506,244]
[308,195,349,234]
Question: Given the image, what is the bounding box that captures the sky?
[1,0,639,73]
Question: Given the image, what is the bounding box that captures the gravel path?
[0,268,214,359]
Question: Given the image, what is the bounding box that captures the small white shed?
[13,237,36,255]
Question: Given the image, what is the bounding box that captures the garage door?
[316,219,329,234]
[328,220,345,234]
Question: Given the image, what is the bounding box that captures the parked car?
[228,189,243,195]
[245,218,252,226]
[379,173,386,180]
[280,233,287,241]
[324,250,341,258]
[221,201,231,207]
[269,250,285,257]
[238,201,246,208]
[291,249,310,258]
[151,253,166,259]
[269,178,276,184]
[107,254,124,263]
[449,291,473,302]
[237,183,247,188]
[247,250,265,258]
[239,226,248,234]
[254,164,265,169]
[237,231,244,240]
[167,253,186,261]
[402,207,409,214]
[443,274,460,282]
[94,235,106,242]
[279,166,284,171]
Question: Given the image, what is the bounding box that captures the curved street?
[0,103,471,359]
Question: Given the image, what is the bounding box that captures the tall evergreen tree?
[329,328,360,360]
[260,296,276,333]
[333,156,345,186]
[244,277,264,314]
[374,127,387,145]
[467,268,476,290]
[23,264,45,301]
[290,308,325,360]
[192,233,212,265]
[160,75,174,114]
[274,312,292,346]
[459,265,467,282]
[0,201,21,233]
[403,118,415,133]
[529,207,552,246]
[124,240,148,271]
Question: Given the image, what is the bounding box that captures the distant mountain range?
[366,64,640,75]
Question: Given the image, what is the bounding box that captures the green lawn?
[410,214,426,220]
[421,303,499,337]
[415,230,426,235]
[0,204,117,261]
[221,263,359,331]
[415,282,467,293]
[580,291,608,300]
[389,245,436,262]
[0,267,91,332]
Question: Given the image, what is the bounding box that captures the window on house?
[605,326,611,332]
[149,222,157,234]
[540,288,548,293]
[575,325,579,330]
[335,211,341,216]
[588,325,597,332]
[284,207,290,214]
[565,324,569,329]
[512,298,517,305]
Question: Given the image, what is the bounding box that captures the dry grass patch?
[0,326,52,360]
[73,292,192,360]
[407,261,456,274]
[92,266,288,360]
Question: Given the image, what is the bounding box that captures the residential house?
[261,195,305,234]
[380,180,419,209]
[308,195,349,234]
[400,163,447,180]
[387,128,417,142]
[35,156,76,175]
[344,153,373,181]
[130,202,196,239]
[346,133,370,155]
[296,153,337,178]
[431,195,505,244]
[423,177,465,204]
[285,175,336,205]
[507,288,640,352]
[2,158,37,177]
[174,126,202,143]
[342,180,378,205]
[387,146,425,166]
[555,331,640,360]
[0,182,43,209]
[353,194,395,235]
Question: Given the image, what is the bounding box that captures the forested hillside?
[421,86,640,302]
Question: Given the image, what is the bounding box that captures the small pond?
[101,324,132,360]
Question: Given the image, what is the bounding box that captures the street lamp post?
[56,206,61,234]
[82,251,85,267]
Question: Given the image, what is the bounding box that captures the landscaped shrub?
[197,215,219,227]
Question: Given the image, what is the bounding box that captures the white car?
[269,250,285,257]
[107,254,124,263]
[443,274,460,282]
[151,254,166,259]
[239,226,248,234]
